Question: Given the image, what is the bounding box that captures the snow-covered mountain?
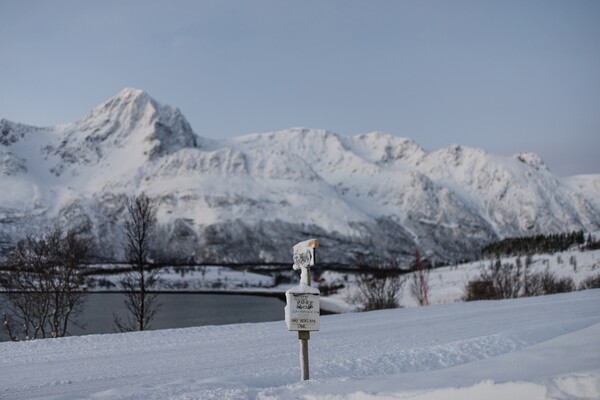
[1,88,599,264]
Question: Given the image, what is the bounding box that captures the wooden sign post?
[285,239,320,381]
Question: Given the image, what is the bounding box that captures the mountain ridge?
[1,89,599,265]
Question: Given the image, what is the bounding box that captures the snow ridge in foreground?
[1,289,599,399]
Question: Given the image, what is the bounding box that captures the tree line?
[481,230,592,259]
[0,193,160,341]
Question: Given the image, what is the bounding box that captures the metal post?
[299,264,311,381]
[299,330,310,380]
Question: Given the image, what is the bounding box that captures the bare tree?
[485,259,522,299]
[1,237,51,340]
[465,259,522,301]
[351,260,407,311]
[48,231,90,337]
[410,268,430,306]
[579,274,600,290]
[114,193,160,332]
[1,228,90,341]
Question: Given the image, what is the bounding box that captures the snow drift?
[1,289,598,399]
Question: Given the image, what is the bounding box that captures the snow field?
[319,248,600,310]
[1,289,599,399]
[91,265,275,291]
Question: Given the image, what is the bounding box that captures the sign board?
[285,292,320,331]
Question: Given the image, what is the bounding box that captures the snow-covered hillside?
[316,247,600,312]
[1,88,599,264]
[1,289,598,399]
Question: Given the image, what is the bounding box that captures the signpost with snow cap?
[285,239,320,381]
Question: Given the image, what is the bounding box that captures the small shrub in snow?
[351,261,406,311]
[480,259,522,299]
[525,269,575,296]
[465,259,576,301]
[579,274,600,290]
[465,280,500,301]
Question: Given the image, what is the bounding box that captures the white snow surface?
[398,248,600,307]
[1,289,599,399]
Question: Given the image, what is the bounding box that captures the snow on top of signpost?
[288,238,320,293]
[293,238,319,251]
[292,239,318,270]
[287,283,320,295]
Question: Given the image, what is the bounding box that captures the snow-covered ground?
[1,289,599,399]
[86,248,600,316]
[92,249,600,294]
[320,248,600,311]
[400,248,600,307]
[92,265,275,291]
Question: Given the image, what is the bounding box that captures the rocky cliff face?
[1,89,599,265]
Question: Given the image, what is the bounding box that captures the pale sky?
[1,0,599,176]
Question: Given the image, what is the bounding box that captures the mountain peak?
[38,89,200,174]
[513,152,548,172]
[351,131,426,166]
[117,87,147,97]
[81,88,199,158]
[87,87,156,121]
[108,87,156,110]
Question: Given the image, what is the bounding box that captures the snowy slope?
[1,88,599,264]
[0,289,598,399]
[315,247,600,312]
